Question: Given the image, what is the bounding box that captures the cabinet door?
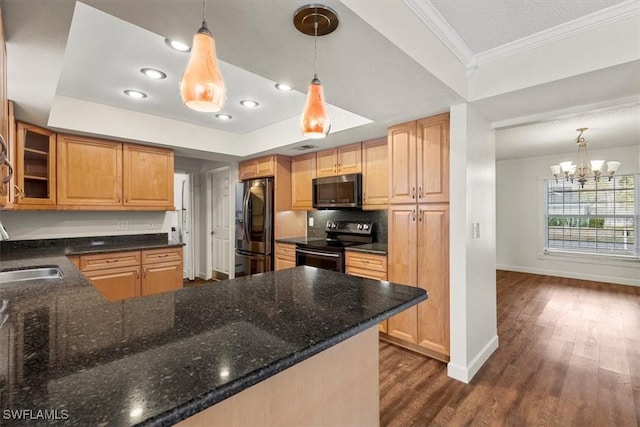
[275,257,296,271]
[123,143,174,209]
[387,205,418,344]
[337,142,362,175]
[239,160,256,180]
[362,138,387,209]
[388,121,417,205]
[417,204,450,356]
[85,265,141,301]
[291,152,316,210]
[255,156,275,178]
[417,113,449,203]
[142,261,183,296]
[15,122,56,206]
[316,148,337,177]
[0,101,15,207]
[57,134,122,206]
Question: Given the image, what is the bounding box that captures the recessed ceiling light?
[240,100,259,108]
[140,68,167,79]
[124,89,147,99]
[275,83,292,91]
[164,38,190,52]
[216,113,232,120]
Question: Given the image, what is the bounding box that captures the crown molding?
[402,0,474,66]
[404,0,640,71]
[476,0,640,66]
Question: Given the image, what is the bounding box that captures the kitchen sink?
[0,266,64,284]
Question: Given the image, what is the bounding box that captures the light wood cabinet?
[141,247,183,296]
[123,143,174,209]
[78,247,183,301]
[57,134,122,207]
[290,152,316,210]
[388,113,449,205]
[345,250,388,333]
[239,155,276,180]
[15,121,56,208]
[316,142,362,177]
[362,138,387,210]
[275,242,296,271]
[384,112,450,361]
[0,101,15,207]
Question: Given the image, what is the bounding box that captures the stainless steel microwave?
[312,173,362,209]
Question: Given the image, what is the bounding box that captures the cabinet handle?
[106,259,119,263]
[412,187,416,199]
[143,268,147,278]
[418,209,422,222]
[412,208,416,222]
[157,254,169,258]
[136,270,140,279]
[418,186,423,198]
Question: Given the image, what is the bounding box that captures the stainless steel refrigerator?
[235,177,274,277]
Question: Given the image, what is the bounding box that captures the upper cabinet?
[388,113,449,204]
[123,143,174,209]
[291,152,316,210]
[15,122,56,207]
[316,142,362,177]
[239,155,276,180]
[0,101,15,208]
[362,138,388,210]
[57,134,122,207]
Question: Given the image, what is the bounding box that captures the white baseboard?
[496,264,640,287]
[447,335,499,383]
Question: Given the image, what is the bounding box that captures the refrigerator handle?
[243,185,251,241]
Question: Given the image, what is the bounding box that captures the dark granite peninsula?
[0,263,425,426]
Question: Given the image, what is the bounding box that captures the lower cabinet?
[77,247,183,301]
[274,243,296,270]
[345,251,388,333]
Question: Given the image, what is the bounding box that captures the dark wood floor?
[380,270,640,426]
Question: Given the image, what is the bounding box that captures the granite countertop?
[345,243,388,255]
[274,236,324,245]
[0,260,425,425]
[0,234,184,261]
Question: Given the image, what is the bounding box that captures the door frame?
[205,165,237,279]
[174,171,196,280]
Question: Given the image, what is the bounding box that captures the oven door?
[295,247,344,273]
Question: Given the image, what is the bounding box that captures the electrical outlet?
[116,221,129,231]
[308,217,314,227]
[472,222,480,239]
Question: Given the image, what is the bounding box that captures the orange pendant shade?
[180,25,226,113]
[300,76,330,139]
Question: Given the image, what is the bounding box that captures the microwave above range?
[312,173,362,209]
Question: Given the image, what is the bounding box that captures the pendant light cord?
[202,0,206,25]
[314,18,318,78]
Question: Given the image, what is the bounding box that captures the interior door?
[211,168,230,278]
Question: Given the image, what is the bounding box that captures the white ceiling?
[2,0,639,161]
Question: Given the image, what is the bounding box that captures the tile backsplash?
[307,209,388,243]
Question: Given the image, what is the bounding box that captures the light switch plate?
[472,222,480,239]
[308,217,314,227]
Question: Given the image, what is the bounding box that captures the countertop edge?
[139,290,427,426]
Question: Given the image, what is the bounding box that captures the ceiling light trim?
[402,0,475,67]
[476,0,640,66]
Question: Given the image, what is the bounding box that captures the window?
[544,174,638,259]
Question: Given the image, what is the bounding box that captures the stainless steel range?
[295,221,374,273]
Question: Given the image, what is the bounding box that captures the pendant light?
[294,5,339,139]
[180,0,226,112]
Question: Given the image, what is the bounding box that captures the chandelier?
[550,127,620,188]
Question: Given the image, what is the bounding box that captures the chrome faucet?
[0,220,9,241]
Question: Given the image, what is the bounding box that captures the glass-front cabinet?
[16,121,56,206]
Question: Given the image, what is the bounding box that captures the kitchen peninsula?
[0,247,426,426]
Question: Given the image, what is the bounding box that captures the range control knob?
[363,224,370,230]
[330,222,337,229]
[357,224,363,230]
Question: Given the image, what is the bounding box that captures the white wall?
[448,103,498,383]
[0,210,170,240]
[496,144,640,286]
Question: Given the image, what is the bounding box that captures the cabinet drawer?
[275,243,296,261]
[80,251,141,272]
[142,247,183,264]
[346,267,388,281]
[345,252,387,273]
